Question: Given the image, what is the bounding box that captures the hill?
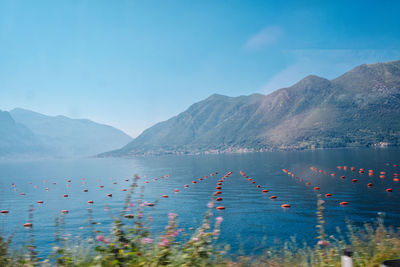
[1,108,133,157]
[101,60,400,156]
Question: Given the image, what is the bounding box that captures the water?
[0,147,399,256]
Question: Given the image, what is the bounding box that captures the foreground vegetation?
[1,177,399,266]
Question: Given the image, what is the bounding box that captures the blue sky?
[1,0,399,137]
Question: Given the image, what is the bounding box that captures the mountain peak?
[206,93,229,100]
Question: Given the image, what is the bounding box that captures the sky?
[1,0,400,137]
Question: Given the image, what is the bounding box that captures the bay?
[0,147,399,256]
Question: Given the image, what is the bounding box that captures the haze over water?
[1,147,399,256]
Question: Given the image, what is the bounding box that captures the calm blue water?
[0,148,400,256]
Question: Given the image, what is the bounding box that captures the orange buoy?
[122,188,127,191]
[251,181,255,184]
[124,214,134,219]
[216,206,225,210]
[325,193,332,197]
[262,189,269,193]
[314,187,320,190]
[386,188,393,192]
[269,196,277,199]
[20,193,25,196]
[215,191,222,195]
[24,223,33,227]
[341,176,345,179]
[305,182,311,186]
[216,197,222,201]
[379,175,385,178]
[192,181,196,184]
[61,210,69,213]
[352,179,358,183]
[184,184,189,188]
[37,200,44,204]
[162,195,168,198]
[217,182,222,185]
[367,183,373,187]
[394,173,399,177]
[331,173,336,176]
[87,200,93,204]
[99,185,104,188]
[63,194,68,197]
[350,167,355,171]
[281,204,291,208]
[1,210,9,214]
[146,203,155,206]
[394,178,399,182]
[107,193,112,197]
[174,189,179,192]
[340,202,349,206]
[216,186,222,189]
[257,185,260,188]
[380,171,386,175]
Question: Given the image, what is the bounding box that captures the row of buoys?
[284,169,341,205]
[3,174,172,227]
[214,171,233,211]
[242,170,290,207]
[312,165,395,192]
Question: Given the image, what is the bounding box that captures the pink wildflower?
[141,237,154,244]
[138,213,143,218]
[207,202,214,208]
[96,235,105,242]
[158,238,170,247]
[170,231,179,237]
[168,213,177,220]
[216,216,223,224]
[317,240,330,246]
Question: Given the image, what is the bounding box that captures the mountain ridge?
[100,59,400,157]
[0,108,133,158]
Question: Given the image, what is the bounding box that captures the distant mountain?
[101,60,400,157]
[3,108,133,157]
[0,110,44,157]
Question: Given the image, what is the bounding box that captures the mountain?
[0,110,44,157]
[101,60,400,157]
[5,108,133,157]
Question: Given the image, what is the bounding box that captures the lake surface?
[1,148,400,256]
